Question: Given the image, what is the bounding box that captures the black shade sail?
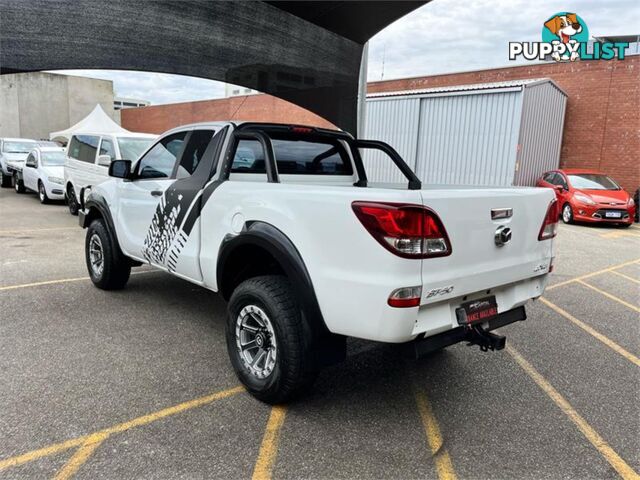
[0,0,426,133]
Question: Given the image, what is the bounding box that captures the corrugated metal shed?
[363,78,567,187]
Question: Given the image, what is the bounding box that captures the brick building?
[122,56,639,192]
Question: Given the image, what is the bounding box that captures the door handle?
[150,190,163,197]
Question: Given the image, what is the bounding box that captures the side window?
[545,173,559,185]
[68,135,99,163]
[543,172,555,183]
[231,139,266,173]
[26,153,37,168]
[557,174,568,189]
[99,138,116,160]
[136,132,187,180]
[175,130,215,179]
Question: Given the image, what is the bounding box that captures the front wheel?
[85,219,131,290]
[14,173,25,193]
[38,181,49,204]
[561,203,573,224]
[226,275,318,404]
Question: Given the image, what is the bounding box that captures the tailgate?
[419,185,555,304]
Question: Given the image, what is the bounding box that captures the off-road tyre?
[85,219,131,290]
[226,275,318,404]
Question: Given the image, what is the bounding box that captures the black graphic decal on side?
[141,128,227,272]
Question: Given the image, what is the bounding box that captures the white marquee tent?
[50,104,130,143]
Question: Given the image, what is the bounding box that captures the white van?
[64,132,156,214]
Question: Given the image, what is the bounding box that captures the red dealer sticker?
[456,296,498,325]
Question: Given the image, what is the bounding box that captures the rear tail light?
[388,286,422,308]
[352,202,451,258]
[538,199,559,240]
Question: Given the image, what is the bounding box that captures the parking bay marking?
[546,258,640,291]
[252,405,287,480]
[507,345,640,480]
[600,231,640,239]
[576,280,640,313]
[52,432,110,480]
[0,270,156,292]
[414,388,457,480]
[0,386,244,472]
[610,270,640,285]
[0,226,79,235]
[539,298,640,367]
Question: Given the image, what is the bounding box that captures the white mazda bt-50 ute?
[78,122,558,403]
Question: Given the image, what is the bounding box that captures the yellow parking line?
[52,432,110,480]
[252,406,287,480]
[539,298,640,367]
[577,280,640,313]
[0,438,88,471]
[0,386,244,471]
[414,388,457,480]
[0,270,155,292]
[507,345,639,480]
[0,276,91,291]
[602,231,640,239]
[610,270,640,285]
[0,227,78,234]
[547,258,640,290]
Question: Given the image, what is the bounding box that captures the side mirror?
[26,161,36,168]
[554,185,564,192]
[97,154,112,167]
[109,160,132,179]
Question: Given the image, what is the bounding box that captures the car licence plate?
[456,296,498,325]
[605,211,622,218]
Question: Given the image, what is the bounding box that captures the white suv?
[64,132,155,214]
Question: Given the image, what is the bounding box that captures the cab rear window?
[231,134,353,175]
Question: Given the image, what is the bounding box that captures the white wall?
[0,72,117,140]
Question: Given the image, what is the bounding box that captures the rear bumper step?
[405,305,526,359]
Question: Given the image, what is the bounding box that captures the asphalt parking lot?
[1,187,638,480]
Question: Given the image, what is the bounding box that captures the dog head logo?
[542,12,589,61]
[544,13,582,43]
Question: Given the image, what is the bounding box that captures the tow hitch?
[464,324,505,352]
[405,306,525,359]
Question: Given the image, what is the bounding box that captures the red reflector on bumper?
[388,286,422,308]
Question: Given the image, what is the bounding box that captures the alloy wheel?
[235,305,278,379]
[89,234,104,277]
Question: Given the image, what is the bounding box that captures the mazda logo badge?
[495,226,512,247]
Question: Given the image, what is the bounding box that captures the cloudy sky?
[55,0,638,105]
